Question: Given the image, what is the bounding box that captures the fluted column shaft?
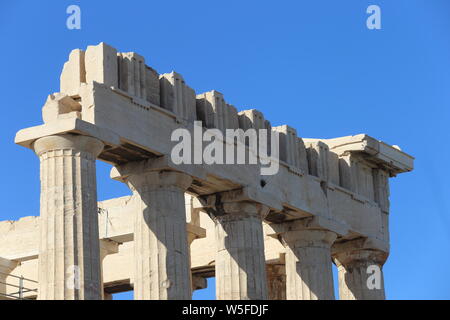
[126,171,192,300]
[214,202,269,300]
[33,134,104,300]
[333,249,387,300]
[282,229,336,300]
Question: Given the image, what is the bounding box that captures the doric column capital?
[217,201,269,221]
[332,238,389,268]
[281,228,337,249]
[126,170,193,193]
[33,134,104,157]
[333,249,388,269]
[332,240,388,300]
[197,192,269,222]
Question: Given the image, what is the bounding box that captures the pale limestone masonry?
[34,134,104,300]
[121,170,193,300]
[0,257,17,300]
[99,240,119,299]
[211,201,269,300]
[332,239,387,300]
[0,42,414,300]
[283,229,337,300]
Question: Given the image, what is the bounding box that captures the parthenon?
[0,42,414,300]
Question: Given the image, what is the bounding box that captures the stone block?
[60,49,85,95]
[160,72,196,122]
[85,42,118,88]
[196,90,238,131]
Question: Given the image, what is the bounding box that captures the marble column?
[214,202,269,300]
[266,264,286,300]
[0,257,18,300]
[281,229,336,300]
[126,170,193,300]
[33,134,104,300]
[333,249,387,300]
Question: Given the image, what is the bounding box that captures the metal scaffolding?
[0,271,38,300]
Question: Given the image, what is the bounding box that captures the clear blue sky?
[1,0,449,300]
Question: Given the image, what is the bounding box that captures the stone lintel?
[304,134,414,174]
[102,233,133,244]
[192,275,208,291]
[99,239,120,257]
[186,223,207,241]
[2,251,38,263]
[194,187,283,214]
[15,118,120,150]
[110,155,207,183]
[332,237,389,256]
[264,216,349,239]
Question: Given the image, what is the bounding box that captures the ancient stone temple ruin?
[0,43,413,300]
